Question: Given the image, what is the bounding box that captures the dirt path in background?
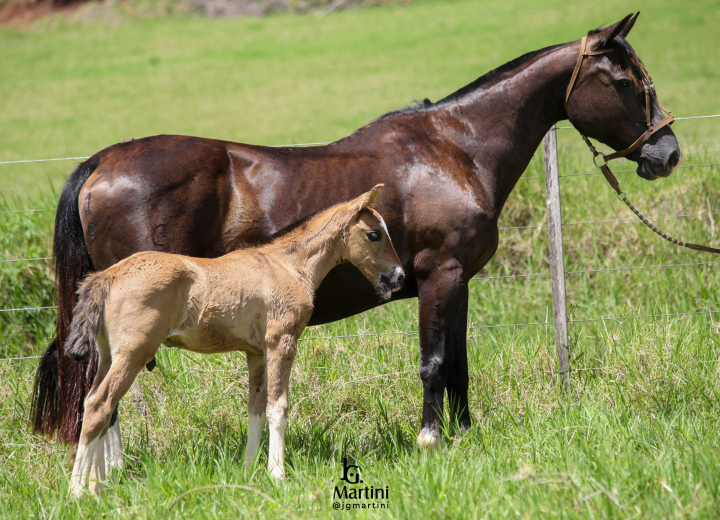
[0,1,84,26]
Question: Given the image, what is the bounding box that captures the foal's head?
[565,13,681,180]
[338,185,405,300]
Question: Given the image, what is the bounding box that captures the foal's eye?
[615,79,633,90]
[367,231,382,242]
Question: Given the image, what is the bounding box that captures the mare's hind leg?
[70,352,146,497]
[244,352,267,469]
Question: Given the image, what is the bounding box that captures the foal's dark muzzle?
[377,266,405,299]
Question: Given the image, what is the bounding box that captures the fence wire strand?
[2,308,718,364]
[3,209,719,265]
[3,115,720,383]
[1,113,718,167]
[4,160,719,217]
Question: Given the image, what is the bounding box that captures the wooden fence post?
[543,125,570,391]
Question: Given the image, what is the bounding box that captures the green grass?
[2,0,720,517]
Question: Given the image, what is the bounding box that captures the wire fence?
[2,115,719,377]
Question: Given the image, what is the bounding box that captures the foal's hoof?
[69,481,86,499]
[269,466,286,480]
[416,428,440,450]
[89,479,105,496]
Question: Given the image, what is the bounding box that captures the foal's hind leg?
[103,357,153,470]
[70,341,111,496]
[70,353,146,497]
[104,409,125,472]
[244,352,267,470]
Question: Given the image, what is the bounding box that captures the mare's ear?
[618,12,639,39]
[348,184,384,216]
[594,13,637,47]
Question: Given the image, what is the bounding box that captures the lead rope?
[582,136,720,255]
[566,36,720,255]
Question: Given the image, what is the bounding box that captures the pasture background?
[2,0,720,517]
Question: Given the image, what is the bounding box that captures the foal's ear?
[596,13,637,46]
[348,184,385,216]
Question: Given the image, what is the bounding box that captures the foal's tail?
[66,272,113,362]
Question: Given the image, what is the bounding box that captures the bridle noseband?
[565,36,720,254]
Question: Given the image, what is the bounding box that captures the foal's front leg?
[265,333,298,479]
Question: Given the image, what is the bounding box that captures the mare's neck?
[436,41,580,212]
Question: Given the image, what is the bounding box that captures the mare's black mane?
[250,194,363,248]
[586,28,647,87]
[376,25,644,122]
[250,208,325,248]
[376,43,565,120]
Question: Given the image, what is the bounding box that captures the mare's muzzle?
[631,125,682,180]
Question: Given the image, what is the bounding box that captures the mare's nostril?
[666,150,680,171]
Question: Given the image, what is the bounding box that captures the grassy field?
[2,0,720,518]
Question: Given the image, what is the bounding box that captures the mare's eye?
[615,79,633,90]
[367,231,381,242]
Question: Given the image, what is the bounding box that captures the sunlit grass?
[2,0,720,517]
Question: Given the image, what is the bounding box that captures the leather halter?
[565,37,720,254]
[565,36,675,164]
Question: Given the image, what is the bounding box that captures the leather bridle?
[565,36,720,254]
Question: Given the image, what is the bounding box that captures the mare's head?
[565,13,681,180]
[339,185,404,300]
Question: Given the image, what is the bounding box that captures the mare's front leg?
[416,258,470,448]
[244,352,267,469]
[264,333,298,479]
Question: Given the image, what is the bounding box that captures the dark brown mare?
[32,14,681,457]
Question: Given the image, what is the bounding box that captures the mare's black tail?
[30,156,97,442]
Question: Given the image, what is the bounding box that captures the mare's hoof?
[416,428,440,450]
[146,357,156,371]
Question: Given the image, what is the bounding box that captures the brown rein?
[566,37,720,255]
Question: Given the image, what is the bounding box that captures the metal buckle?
[592,152,606,169]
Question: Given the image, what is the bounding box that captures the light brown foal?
[65,184,404,496]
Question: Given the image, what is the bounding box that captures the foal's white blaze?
[70,437,99,497]
[369,208,390,238]
[244,412,266,468]
[267,406,288,479]
[416,427,440,450]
